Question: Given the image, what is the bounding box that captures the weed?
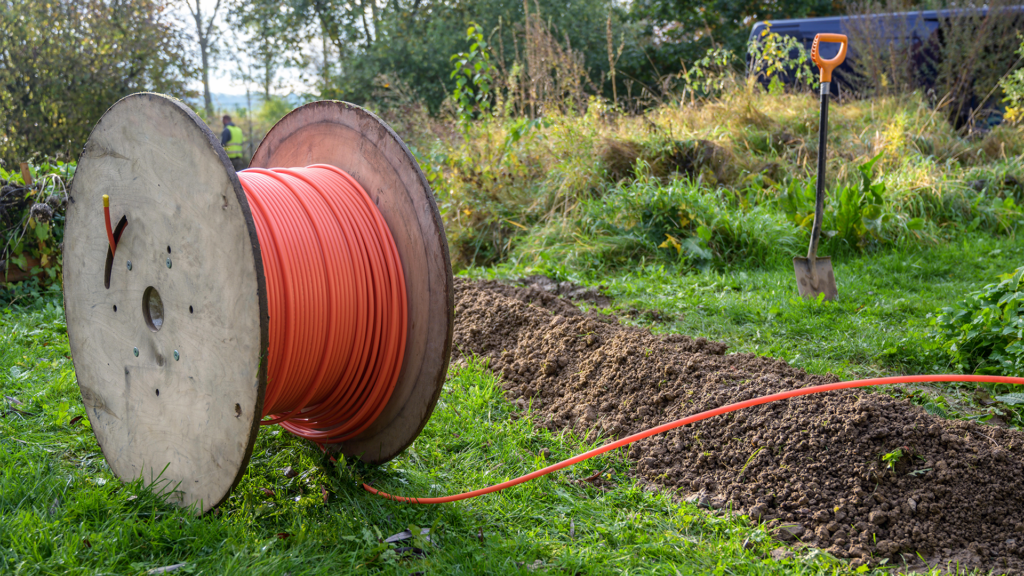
[450,23,497,129]
[881,447,905,471]
[932,265,1024,375]
[1,159,72,290]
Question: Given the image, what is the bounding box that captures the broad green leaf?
[995,393,1024,405]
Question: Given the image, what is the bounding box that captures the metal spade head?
[793,256,838,301]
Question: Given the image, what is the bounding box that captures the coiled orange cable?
[236,165,407,444]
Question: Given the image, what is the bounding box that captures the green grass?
[1,299,902,575]
[583,234,1024,378]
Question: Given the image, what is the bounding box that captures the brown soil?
[452,278,1024,574]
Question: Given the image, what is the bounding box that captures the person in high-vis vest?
[221,115,246,171]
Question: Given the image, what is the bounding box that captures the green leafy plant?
[881,447,904,471]
[746,23,817,94]
[776,152,920,252]
[450,23,496,129]
[1002,35,1024,124]
[549,177,799,272]
[932,266,1024,376]
[998,392,1024,405]
[1,159,73,291]
[679,46,737,102]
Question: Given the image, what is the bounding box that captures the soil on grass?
[452,278,1024,574]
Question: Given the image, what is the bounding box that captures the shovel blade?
[793,256,838,301]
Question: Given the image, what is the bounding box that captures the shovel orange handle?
[811,33,848,83]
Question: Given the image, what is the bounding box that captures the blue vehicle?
[748,7,1024,126]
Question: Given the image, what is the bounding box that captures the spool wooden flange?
[64,93,453,513]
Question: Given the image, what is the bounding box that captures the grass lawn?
[3,235,1021,575]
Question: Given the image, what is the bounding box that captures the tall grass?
[406,87,1024,271]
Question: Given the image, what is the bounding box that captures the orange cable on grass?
[363,374,1024,503]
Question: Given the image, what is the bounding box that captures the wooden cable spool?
[63,93,454,513]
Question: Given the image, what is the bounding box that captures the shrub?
[1001,34,1024,124]
[1,159,73,291]
[770,152,934,254]
[932,267,1024,376]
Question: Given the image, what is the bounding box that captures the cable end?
[103,194,109,208]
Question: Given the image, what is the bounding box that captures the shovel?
[794,33,847,301]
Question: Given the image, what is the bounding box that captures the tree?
[228,1,305,100]
[181,0,223,118]
[277,0,626,110]
[0,0,195,166]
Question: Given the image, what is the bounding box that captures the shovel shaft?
[808,83,829,260]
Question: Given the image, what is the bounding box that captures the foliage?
[255,96,294,126]
[746,23,817,94]
[450,24,497,127]
[1001,34,1024,124]
[227,0,305,100]
[277,0,626,112]
[0,0,195,167]
[0,160,74,293]
[932,267,1024,376]
[773,152,927,253]
[679,47,738,102]
[425,85,1024,271]
[512,175,800,273]
[624,0,838,100]
[881,447,904,471]
[929,264,1024,427]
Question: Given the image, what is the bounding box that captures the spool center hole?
[143,286,164,332]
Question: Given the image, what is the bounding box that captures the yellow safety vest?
[226,125,244,158]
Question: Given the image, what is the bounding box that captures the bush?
[1001,34,1024,124]
[0,160,72,291]
[0,0,194,166]
[932,267,1024,375]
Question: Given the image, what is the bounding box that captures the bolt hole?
[155,389,160,396]
[189,305,193,314]
[234,403,242,417]
[113,305,117,312]
[167,246,171,254]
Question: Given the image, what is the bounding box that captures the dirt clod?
[452,278,1024,573]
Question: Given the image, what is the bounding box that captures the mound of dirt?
[452,278,1024,574]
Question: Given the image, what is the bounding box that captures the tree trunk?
[201,35,213,117]
[185,0,222,119]
[357,0,373,48]
[321,21,331,92]
[262,50,272,100]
